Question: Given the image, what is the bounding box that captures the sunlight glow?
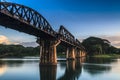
[0,35,10,44]
[0,64,7,76]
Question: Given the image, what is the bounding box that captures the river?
[0,57,120,80]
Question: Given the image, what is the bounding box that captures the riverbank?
[93,54,120,58]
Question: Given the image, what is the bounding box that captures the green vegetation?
[0,44,39,57]
[57,45,66,58]
[82,37,120,57]
[93,54,120,58]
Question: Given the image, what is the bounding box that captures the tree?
[82,37,114,56]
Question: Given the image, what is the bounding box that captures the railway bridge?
[0,2,86,65]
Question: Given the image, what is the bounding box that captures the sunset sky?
[0,0,120,47]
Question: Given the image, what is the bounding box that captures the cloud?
[0,35,11,44]
[0,35,38,47]
[20,42,38,47]
[99,35,120,48]
[0,35,22,45]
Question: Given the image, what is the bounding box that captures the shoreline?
[92,54,120,58]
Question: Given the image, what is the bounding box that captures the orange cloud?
[0,35,10,44]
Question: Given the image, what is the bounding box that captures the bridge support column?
[75,49,81,58]
[81,50,86,57]
[66,48,69,59]
[38,38,60,65]
[80,50,83,57]
[67,47,75,60]
[83,51,86,57]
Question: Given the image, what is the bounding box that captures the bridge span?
[0,2,86,65]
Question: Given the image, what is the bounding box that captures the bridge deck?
[0,12,55,39]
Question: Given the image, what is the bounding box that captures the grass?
[93,54,120,58]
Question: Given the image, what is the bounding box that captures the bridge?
[0,2,86,65]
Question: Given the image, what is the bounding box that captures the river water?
[0,57,120,80]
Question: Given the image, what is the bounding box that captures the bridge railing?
[0,2,56,36]
[58,25,76,44]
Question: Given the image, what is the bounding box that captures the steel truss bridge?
[0,2,86,65]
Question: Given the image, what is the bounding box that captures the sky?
[0,0,120,47]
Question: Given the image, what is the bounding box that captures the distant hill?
[82,37,119,56]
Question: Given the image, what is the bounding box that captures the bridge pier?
[80,50,86,57]
[75,49,86,58]
[38,38,60,65]
[66,47,75,60]
[80,51,82,57]
[75,49,81,58]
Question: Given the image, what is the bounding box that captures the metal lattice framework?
[0,2,84,49]
[59,25,75,44]
[58,25,83,48]
[76,39,85,50]
[0,2,56,36]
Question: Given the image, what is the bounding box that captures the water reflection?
[83,57,117,75]
[0,61,7,76]
[0,60,24,77]
[0,60,24,76]
[39,57,85,80]
[40,65,57,80]
[0,59,40,80]
[85,57,116,64]
[58,60,80,80]
[58,58,85,80]
[0,57,120,80]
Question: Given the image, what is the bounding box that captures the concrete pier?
[38,38,60,65]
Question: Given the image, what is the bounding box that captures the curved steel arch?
[0,2,85,50]
[0,2,56,36]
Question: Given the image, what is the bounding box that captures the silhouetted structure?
[0,2,86,65]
